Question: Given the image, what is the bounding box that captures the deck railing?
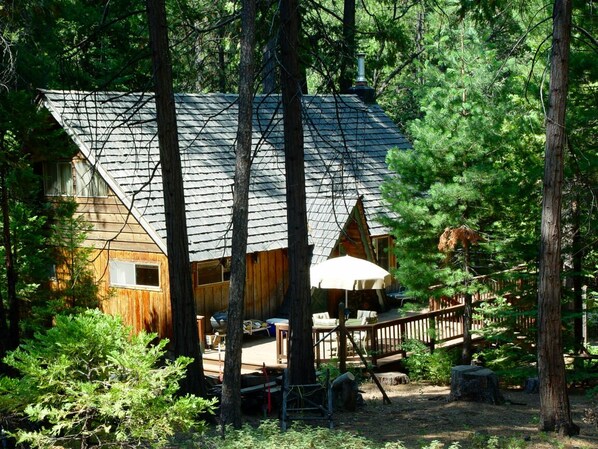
[275,273,535,366]
[276,266,535,365]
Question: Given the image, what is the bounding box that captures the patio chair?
[357,310,378,325]
[312,311,329,321]
[351,310,378,355]
[312,312,338,359]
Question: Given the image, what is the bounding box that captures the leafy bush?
[465,433,527,449]
[402,340,456,385]
[473,342,537,386]
[317,360,368,385]
[0,309,214,449]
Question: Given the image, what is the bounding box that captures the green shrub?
[473,342,537,386]
[317,360,368,385]
[0,309,214,449]
[472,296,538,386]
[402,340,456,385]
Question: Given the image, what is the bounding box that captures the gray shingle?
[40,90,408,263]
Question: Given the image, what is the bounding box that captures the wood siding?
[74,191,161,253]
[333,217,370,259]
[61,189,386,339]
[91,249,173,340]
[194,248,289,332]
[325,205,382,314]
[89,247,289,339]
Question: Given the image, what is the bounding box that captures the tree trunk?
[220,0,255,429]
[570,194,583,354]
[262,37,277,94]
[1,165,18,353]
[339,0,356,93]
[537,0,578,436]
[146,0,206,397]
[218,26,227,93]
[280,0,315,386]
[461,292,472,365]
[461,245,472,365]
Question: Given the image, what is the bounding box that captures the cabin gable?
[40,90,410,338]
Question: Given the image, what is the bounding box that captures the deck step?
[240,380,277,394]
[202,357,262,376]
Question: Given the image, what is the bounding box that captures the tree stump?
[449,365,504,405]
[332,372,359,411]
[374,372,410,386]
[524,377,539,394]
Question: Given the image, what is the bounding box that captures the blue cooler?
[266,318,289,337]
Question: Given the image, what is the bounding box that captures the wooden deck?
[202,333,283,377]
[201,303,531,377]
[201,308,446,376]
[202,269,534,376]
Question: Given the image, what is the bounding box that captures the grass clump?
[205,420,409,449]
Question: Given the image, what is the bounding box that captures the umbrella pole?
[338,302,347,374]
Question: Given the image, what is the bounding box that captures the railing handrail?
[276,303,534,366]
[275,271,535,365]
[427,264,530,292]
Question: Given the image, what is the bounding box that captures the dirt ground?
[331,382,598,448]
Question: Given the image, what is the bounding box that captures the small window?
[197,259,231,286]
[110,261,160,288]
[74,161,107,197]
[44,162,73,196]
[373,236,390,271]
[48,264,57,281]
[43,160,108,197]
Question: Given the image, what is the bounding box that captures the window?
[197,259,231,285]
[109,261,160,288]
[48,264,57,281]
[373,236,390,271]
[43,160,107,197]
[74,161,107,197]
[44,162,73,196]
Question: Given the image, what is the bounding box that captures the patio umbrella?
[310,255,391,299]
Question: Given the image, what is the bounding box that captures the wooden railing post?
[399,322,406,357]
[428,313,436,353]
[276,323,290,363]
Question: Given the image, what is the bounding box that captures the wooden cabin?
[39,90,409,339]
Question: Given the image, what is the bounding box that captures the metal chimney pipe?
[348,52,375,103]
[356,53,366,84]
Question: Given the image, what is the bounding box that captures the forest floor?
[331,382,598,448]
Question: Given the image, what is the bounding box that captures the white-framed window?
[74,161,108,197]
[43,161,73,196]
[43,160,107,197]
[109,260,160,289]
[197,259,231,286]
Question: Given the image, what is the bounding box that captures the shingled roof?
[40,90,410,265]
